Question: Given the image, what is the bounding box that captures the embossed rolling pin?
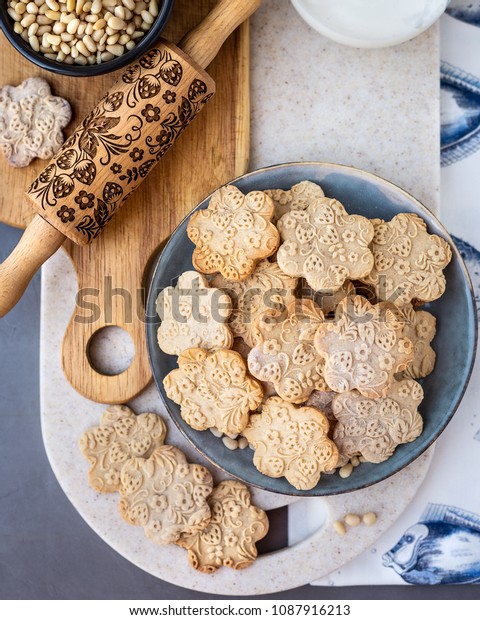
[0,0,261,318]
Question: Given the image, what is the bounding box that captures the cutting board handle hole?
[87,326,135,377]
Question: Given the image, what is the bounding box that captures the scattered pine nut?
[362,512,377,526]
[209,427,223,438]
[344,513,361,527]
[333,520,346,536]
[222,436,239,451]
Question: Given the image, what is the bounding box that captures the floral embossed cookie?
[212,259,297,348]
[243,396,339,490]
[187,185,280,281]
[0,77,71,167]
[265,180,326,223]
[400,305,437,379]
[247,299,328,403]
[163,348,263,435]
[332,379,424,465]
[276,199,374,292]
[359,214,452,305]
[314,295,414,397]
[79,405,167,493]
[156,270,233,356]
[119,445,213,545]
[177,480,269,573]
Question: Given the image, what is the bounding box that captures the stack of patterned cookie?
[158,181,452,491]
[79,405,269,573]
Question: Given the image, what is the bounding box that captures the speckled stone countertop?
[39,0,440,596]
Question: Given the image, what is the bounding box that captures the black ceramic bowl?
[0,0,174,77]
[146,162,477,497]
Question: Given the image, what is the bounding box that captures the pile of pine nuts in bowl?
[1,0,174,75]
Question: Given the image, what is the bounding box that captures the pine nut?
[339,463,354,478]
[100,51,114,61]
[238,437,249,449]
[333,520,346,536]
[351,456,360,467]
[20,13,35,26]
[222,436,239,450]
[66,17,79,33]
[28,34,40,51]
[45,10,61,20]
[344,513,361,527]
[44,52,57,60]
[141,10,153,24]
[149,0,158,17]
[362,512,377,526]
[106,43,124,56]
[209,427,223,438]
[8,0,157,65]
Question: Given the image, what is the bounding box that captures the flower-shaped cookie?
[79,405,167,493]
[212,260,297,347]
[243,396,339,490]
[265,180,326,223]
[400,305,436,379]
[119,445,213,545]
[247,299,327,403]
[359,214,452,305]
[163,348,263,435]
[314,295,414,397]
[177,480,269,573]
[276,199,374,292]
[187,185,280,281]
[156,270,233,356]
[332,379,424,465]
[0,77,71,167]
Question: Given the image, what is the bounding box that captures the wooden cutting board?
[0,0,250,404]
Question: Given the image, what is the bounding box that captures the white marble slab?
[40,0,440,594]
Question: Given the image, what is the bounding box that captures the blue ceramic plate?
[146,162,477,496]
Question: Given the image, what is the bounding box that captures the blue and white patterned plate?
[146,162,477,496]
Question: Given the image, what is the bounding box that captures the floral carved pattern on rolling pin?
[26,42,215,245]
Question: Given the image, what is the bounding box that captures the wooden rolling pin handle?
[180,0,262,69]
[0,216,65,318]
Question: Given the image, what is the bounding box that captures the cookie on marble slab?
[187,185,280,281]
[243,396,339,491]
[276,199,374,293]
[119,445,213,545]
[177,480,269,573]
[264,180,326,223]
[156,270,233,356]
[212,259,297,348]
[0,77,71,167]
[247,299,328,403]
[400,304,436,379]
[79,405,167,493]
[163,348,263,435]
[332,378,424,466]
[359,213,452,305]
[314,295,414,398]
